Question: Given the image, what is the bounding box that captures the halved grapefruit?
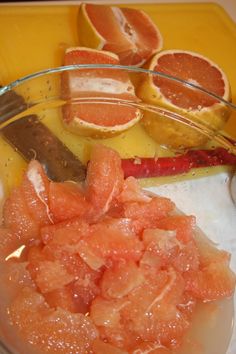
[77,3,163,66]
[137,50,231,148]
[61,47,142,138]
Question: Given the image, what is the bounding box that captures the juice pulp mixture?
[0,145,235,354]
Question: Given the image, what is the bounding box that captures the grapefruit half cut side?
[61,47,142,138]
[137,50,231,149]
[77,3,163,66]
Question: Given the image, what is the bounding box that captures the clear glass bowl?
[0,65,235,354]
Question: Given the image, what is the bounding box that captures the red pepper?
[121,148,236,179]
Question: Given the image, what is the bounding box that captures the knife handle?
[0,89,86,182]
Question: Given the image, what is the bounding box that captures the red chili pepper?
[121,148,236,179]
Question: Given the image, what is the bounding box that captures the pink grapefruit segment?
[86,144,124,217]
[48,181,90,223]
[62,47,142,137]
[9,287,98,353]
[78,3,163,66]
[44,285,80,313]
[2,160,52,245]
[184,261,236,301]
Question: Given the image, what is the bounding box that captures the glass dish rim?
[0,64,235,155]
[0,63,236,110]
[0,66,236,354]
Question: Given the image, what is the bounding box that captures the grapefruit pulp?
[61,47,142,138]
[138,49,231,149]
[0,144,235,353]
[77,3,163,66]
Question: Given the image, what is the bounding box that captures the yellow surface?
[0,2,236,190]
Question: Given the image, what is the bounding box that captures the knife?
[0,88,86,182]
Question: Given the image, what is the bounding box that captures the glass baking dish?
[0,65,235,354]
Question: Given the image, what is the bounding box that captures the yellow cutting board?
[0,2,236,190]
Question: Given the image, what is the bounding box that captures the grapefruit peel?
[77,4,106,51]
[62,107,142,138]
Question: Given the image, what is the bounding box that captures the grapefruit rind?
[61,108,142,138]
[65,46,119,61]
[77,4,105,50]
[138,49,231,148]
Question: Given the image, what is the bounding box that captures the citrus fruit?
[141,228,199,272]
[184,260,236,301]
[86,144,124,217]
[137,49,231,148]
[92,338,128,354]
[21,160,51,226]
[84,218,143,264]
[90,296,128,328]
[77,3,163,66]
[122,268,189,347]
[34,260,74,294]
[132,342,172,354]
[3,160,51,243]
[40,217,89,244]
[194,228,230,268]
[48,181,90,223]
[156,215,196,244]
[118,176,152,203]
[9,287,98,353]
[123,196,174,234]
[44,285,80,313]
[62,47,142,137]
[0,228,22,261]
[100,260,144,299]
[1,145,235,353]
